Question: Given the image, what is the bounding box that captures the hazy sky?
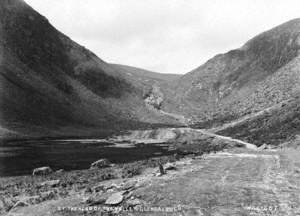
[25,0,300,74]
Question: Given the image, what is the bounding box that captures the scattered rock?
[258,144,267,151]
[84,187,93,194]
[92,184,105,193]
[61,182,67,188]
[40,191,56,201]
[0,197,15,212]
[125,198,143,207]
[15,195,41,205]
[39,179,60,187]
[105,191,125,205]
[164,163,177,171]
[121,181,137,191]
[24,196,41,205]
[154,172,166,177]
[0,199,5,212]
[85,196,106,206]
[90,159,110,169]
[11,201,29,210]
[32,166,53,176]
[92,183,120,193]
[55,169,64,174]
[105,183,120,191]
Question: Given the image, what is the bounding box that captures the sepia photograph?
[0,0,300,215]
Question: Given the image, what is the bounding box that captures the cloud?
[25,0,300,74]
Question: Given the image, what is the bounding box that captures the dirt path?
[209,100,289,133]
[198,129,258,150]
[131,150,300,216]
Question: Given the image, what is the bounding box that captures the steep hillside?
[0,0,179,140]
[217,96,300,146]
[162,18,300,127]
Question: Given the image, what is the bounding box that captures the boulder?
[92,184,105,193]
[12,201,29,209]
[92,183,120,193]
[90,159,110,169]
[105,191,125,205]
[84,187,93,194]
[105,183,120,191]
[155,172,163,177]
[258,144,267,151]
[164,163,177,171]
[32,166,53,176]
[55,169,64,174]
[121,181,137,191]
[40,191,56,201]
[85,196,106,206]
[126,198,143,207]
[39,179,60,187]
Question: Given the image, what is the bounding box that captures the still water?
[0,139,174,177]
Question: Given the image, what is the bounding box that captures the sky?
[25,0,300,74]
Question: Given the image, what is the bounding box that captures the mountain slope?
[0,0,179,140]
[161,18,300,128]
[217,96,300,146]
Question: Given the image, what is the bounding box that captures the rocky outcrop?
[39,180,60,187]
[143,85,164,110]
[32,167,53,176]
[90,159,111,169]
[11,201,29,210]
[105,191,125,205]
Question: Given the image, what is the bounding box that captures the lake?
[0,139,175,177]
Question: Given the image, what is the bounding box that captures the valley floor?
[3,145,300,216]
